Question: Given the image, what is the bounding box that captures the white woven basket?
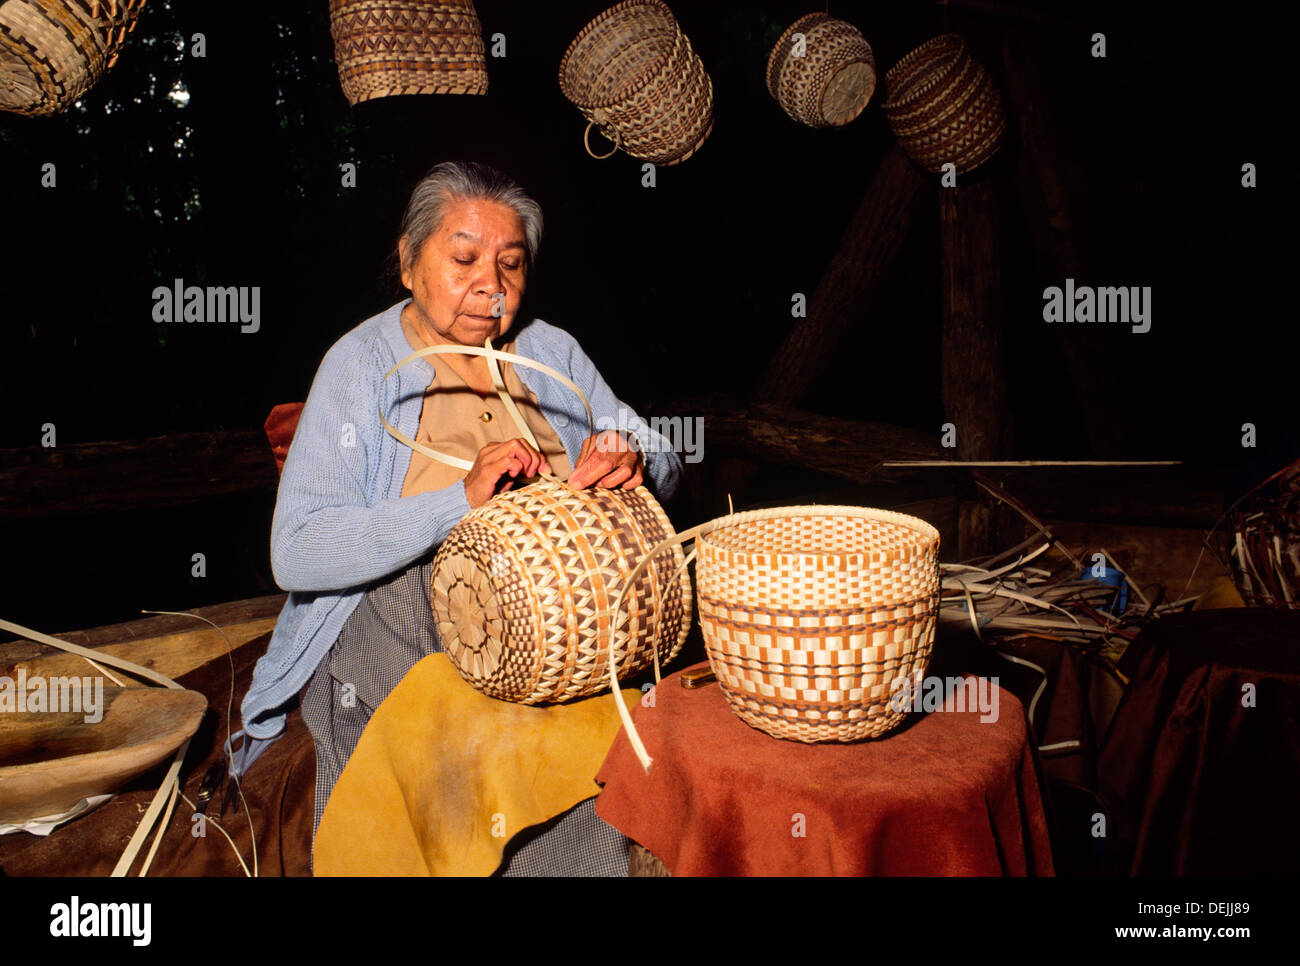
[696,505,940,743]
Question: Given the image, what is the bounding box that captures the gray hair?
[396,161,543,271]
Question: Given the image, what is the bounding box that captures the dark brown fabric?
[0,631,315,877]
[1096,609,1300,875]
[595,663,1054,876]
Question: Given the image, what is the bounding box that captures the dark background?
[0,0,1295,631]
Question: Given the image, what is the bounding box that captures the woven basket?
[0,0,147,116]
[431,476,692,703]
[329,0,487,106]
[1226,456,1300,610]
[766,13,875,128]
[696,505,940,743]
[559,0,713,165]
[882,33,1005,174]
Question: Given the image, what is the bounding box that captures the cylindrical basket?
[696,505,940,742]
[431,476,693,704]
[328,0,487,106]
[0,0,148,116]
[766,13,876,128]
[882,33,1005,174]
[558,0,713,165]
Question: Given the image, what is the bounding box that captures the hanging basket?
[766,12,876,128]
[328,0,487,106]
[882,33,1005,174]
[0,0,148,117]
[559,0,713,165]
[695,505,940,743]
[431,476,693,704]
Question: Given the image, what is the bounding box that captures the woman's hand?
[567,431,645,491]
[464,438,552,508]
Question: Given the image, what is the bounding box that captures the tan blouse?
[399,316,573,498]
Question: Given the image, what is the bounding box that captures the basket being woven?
[0,0,147,116]
[432,476,692,703]
[766,13,876,128]
[329,0,487,106]
[380,340,692,704]
[696,505,940,743]
[559,0,713,165]
[882,33,1005,174]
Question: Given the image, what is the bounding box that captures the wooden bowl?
[0,687,206,826]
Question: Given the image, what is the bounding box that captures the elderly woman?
[239,161,681,873]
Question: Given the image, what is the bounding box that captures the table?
[596,662,1054,876]
[1097,608,1300,875]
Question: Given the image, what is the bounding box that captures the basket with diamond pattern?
[431,476,692,703]
[328,0,487,106]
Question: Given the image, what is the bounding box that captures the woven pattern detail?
[559,0,713,165]
[882,33,1005,174]
[0,0,146,116]
[328,0,487,106]
[766,12,875,128]
[431,478,692,704]
[697,507,940,743]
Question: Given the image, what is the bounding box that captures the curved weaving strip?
[483,336,542,453]
[379,343,595,475]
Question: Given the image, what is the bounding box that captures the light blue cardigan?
[240,300,682,745]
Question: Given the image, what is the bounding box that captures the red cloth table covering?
[595,663,1054,876]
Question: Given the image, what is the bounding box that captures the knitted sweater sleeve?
[269,336,471,592]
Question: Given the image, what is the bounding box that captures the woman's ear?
[397,235,413,290]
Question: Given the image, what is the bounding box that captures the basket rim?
[697,504,941,558]
[558,0,685,110]
[882,33,968,110]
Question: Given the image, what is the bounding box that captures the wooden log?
[0,594,286,684]
[756,145,932,408]
[0,429,278,520]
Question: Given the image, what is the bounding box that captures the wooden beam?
[0,429,278,520]
[756,145,931,408]
[647,396,944,484]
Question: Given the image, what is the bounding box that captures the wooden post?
[940,176,1010,559]
[718,146,930,510]
[1001,25,1112,454]
[756,144,931,408]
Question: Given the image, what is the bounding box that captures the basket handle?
[379,340,596,479]
[583,114,622,160]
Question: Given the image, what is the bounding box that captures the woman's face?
[400,198,528,346]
